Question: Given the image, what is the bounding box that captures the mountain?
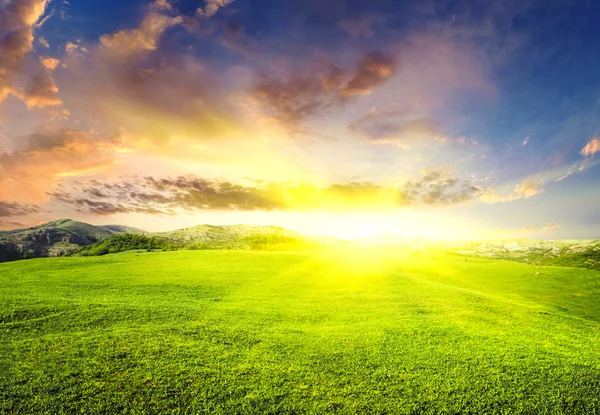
[0,220,145,262]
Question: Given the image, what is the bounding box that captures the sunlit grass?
[1,249,600,414]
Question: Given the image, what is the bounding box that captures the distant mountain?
[0,220,145,262]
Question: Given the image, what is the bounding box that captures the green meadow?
[1,248,599,414]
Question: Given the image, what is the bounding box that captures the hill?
[1,249,599,413]
[3,219,600,271]
[0,220,331,262]
[447,239,600,270]
[0,220,144,262]
[73,224,328,256]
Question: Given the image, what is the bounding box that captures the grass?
[1,248,599,414]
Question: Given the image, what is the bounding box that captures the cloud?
[340,52,394,97]
[511,222,560,236]
[481,178,543,203]
[513,178,542,199]
[56,2,250,148]
[65,41,88,57]
[39,56,60,70]
[0,219,26,229]
[99,12,183,59]
[580,134,600,158]
[49,169,481,216]
[250,51,395,125]
[350,111,444,146]
[197,0,235,18]
[151,0,173,12]
[0,200,39,217]
[38,36,49,48]
[400,169,482,206]
[251,72,337,123]
[553,133,600,183]
[0,129,124,203]
[0,0,59,108]
[14,71,62,108]
[541,222,560,232]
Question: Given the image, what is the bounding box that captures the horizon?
[3,217,598,243]
[2,0,600,239]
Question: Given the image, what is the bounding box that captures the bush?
[72,234,180,256]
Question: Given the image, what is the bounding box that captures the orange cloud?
[65,41,88,57]
[14,72,62,108]
[0,130,124,203]
[0,0,60,108]
[542,222,560,232]
[99,11,182,58]
[39,56,61,70]
[481,178,543,203]
[580,134,600,158]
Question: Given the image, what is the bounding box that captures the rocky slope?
[0,220,144,262]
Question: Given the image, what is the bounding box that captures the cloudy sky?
[1,0,600,239]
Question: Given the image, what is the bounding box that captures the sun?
[276,211,477,241]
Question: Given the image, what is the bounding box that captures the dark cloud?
[49,171,481,215]
[0,200,39,217]
[19,71,62,108]
[252,73,338,122]
[340,52,394,97]
[48,191,168,216]
[18,129,74,152]
[251,51,395,124]
[401,171,482,205]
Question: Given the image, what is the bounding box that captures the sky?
[1,0,600,240]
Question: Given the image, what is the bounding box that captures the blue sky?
[1,0,600,239]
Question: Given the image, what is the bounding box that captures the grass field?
[1,248,600,414]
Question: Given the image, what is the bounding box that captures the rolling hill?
[0,220,331,262]
[0,220,145,262]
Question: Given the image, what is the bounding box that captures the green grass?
[1,248,599,414]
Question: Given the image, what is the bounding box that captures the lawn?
[1,248,599,414]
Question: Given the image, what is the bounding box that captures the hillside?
[447,239,600,270]
[0,220,331,262]
[152,224,328,250]
[0,220,144,262]
[74,224,328,256]
[1,249,599,413]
